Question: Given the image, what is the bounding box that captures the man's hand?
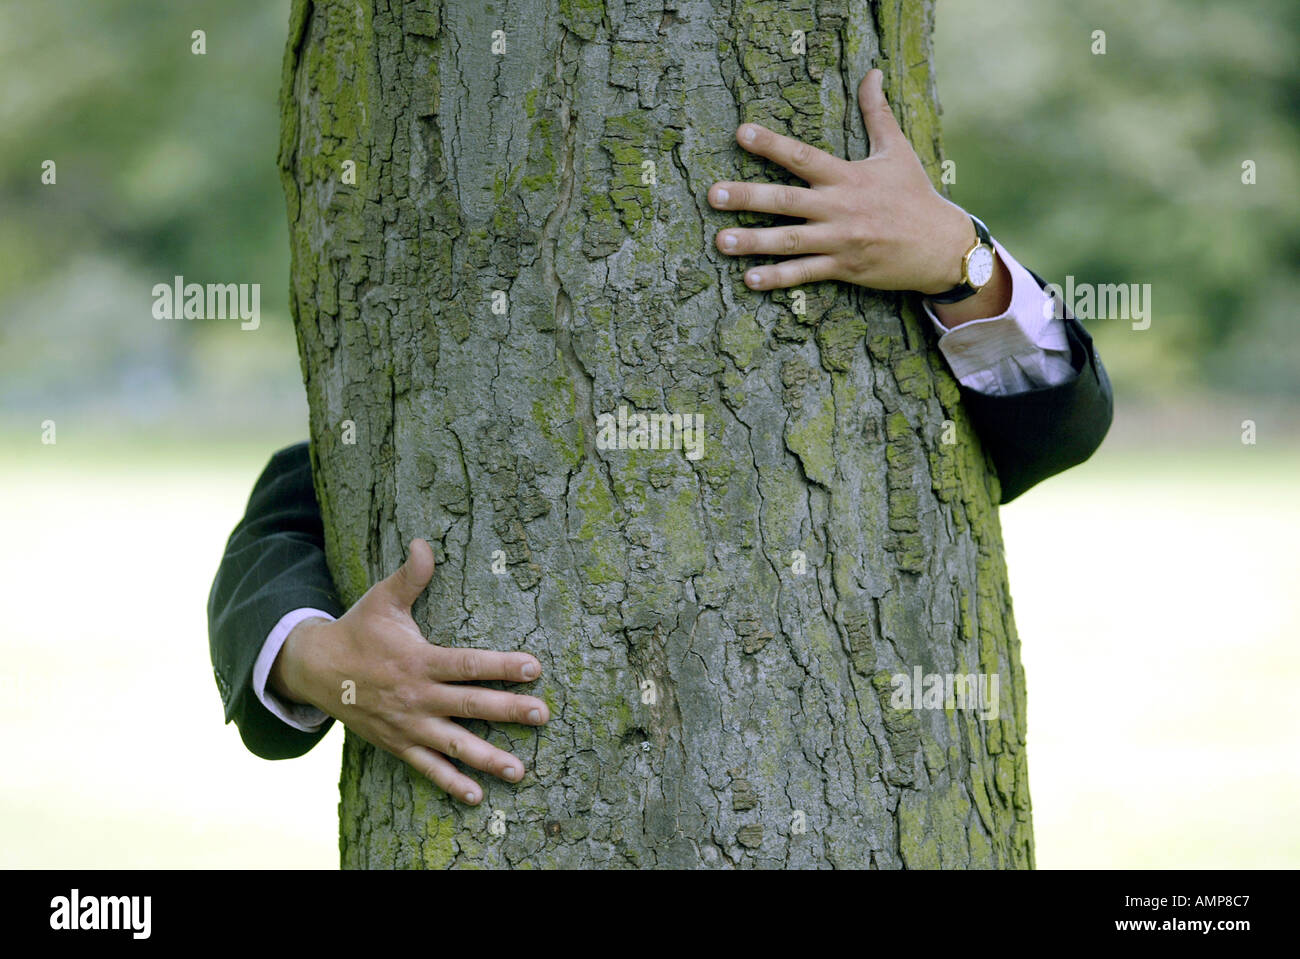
[269,538,549,805]
[709,68,1007,317]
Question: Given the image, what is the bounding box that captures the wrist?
[917,200,975,296]
[270,616,332,708]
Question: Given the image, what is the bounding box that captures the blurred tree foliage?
[935,0,1300,399]
[0,0,1295,422]
[0,0,295,428]
[0,0,289,308]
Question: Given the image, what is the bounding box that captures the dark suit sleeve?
[207,442,343,759]
[958,270,1114,503]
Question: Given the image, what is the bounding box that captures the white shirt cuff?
[252,608,336,732]
[923,238,1075,395]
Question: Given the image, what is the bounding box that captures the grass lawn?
[2,436,1296,868]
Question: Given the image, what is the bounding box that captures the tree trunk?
[280,0,1033,869]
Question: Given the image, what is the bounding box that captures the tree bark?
[280,0,1033,868]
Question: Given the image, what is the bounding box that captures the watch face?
[967,245,995,288]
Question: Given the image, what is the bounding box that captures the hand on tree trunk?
[708,69,985,305]
[270,539,549,805]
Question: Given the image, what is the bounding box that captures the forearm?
[207,442,343,758]
[921,238,1111,498]
[957,307,1113,502]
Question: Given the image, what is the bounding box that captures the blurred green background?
[1,0,1297,867]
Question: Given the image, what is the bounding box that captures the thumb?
[858,69,905,155]
[384,538,435,609]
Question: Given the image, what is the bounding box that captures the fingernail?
[746,271,762,287]
[503,766,519,781]
[722,233,738,250]
[522,662,538,679]
[464,790,478,803]
[528,709,542,723]
[741,125,757,143]
[713,187,729,206]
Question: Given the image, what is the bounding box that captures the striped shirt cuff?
[252,608,336,732]
[923,238,1074,395]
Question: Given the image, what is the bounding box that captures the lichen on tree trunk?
[280,0,1034,868]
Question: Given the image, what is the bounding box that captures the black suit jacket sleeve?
[958,270,1114,503]
[207,442,343,759]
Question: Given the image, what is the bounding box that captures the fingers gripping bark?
[308,539,549,803]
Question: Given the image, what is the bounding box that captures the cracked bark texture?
[280,0,1034,869]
